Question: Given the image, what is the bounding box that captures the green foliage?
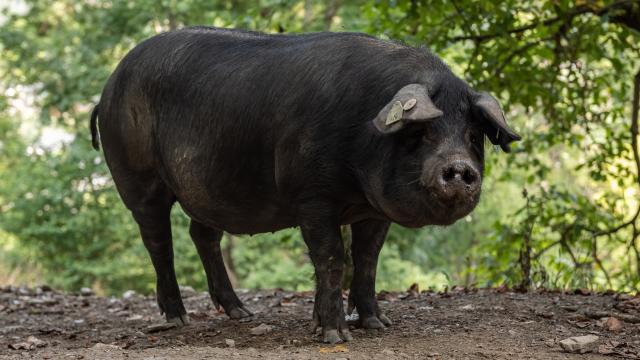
[1,0,639,295]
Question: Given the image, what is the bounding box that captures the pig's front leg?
[300,210,353,344]
[348,219,392,329]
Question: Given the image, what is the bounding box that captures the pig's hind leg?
[115,175,189,326]
[189,221,252,319]
[347,219,393,329]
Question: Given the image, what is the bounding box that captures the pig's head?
[361,75,520,227]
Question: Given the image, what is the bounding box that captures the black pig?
[90,27,520,344]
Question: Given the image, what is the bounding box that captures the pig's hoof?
[341,328,353,341]
[227,306,253,319]
[322,328,353,344]
[379,313,392,326]
[167,314,190,326]
[361,316,385,329]
[355,313,391,329]
[323,329,342,344]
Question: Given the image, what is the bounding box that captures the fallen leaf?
[574,288,591,296]
[408,283,419,293]
[377,291,398,302]
[319,344,349,353]
[604,317,623,332]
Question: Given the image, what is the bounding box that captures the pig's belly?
[172,182,299,235]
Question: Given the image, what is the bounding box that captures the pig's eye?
[470,134,479,144]
[422,131,436,143]
[403,128,424,151]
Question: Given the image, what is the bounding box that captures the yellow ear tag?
[385,101,404,125]
[403,98,417,111]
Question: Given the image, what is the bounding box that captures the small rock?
[9,336,47,350]
[598,340,623,355]
[80,288,94,296]
[9,342,32,350]
[603,317,623,332]
[92,343,121,350]
[145,322,177,333]
[382,348,394,355]
[179,285,197,298]
[560,305,579,312]
[126,315,143,321]
[559,335,599,353]
[460,304,475,311]
[27,336,47,348]
[616,313,640,324]
[122,290,136,299]
[17,287,30,295]
[345,313,359,322]
[584,310,609,319]
[225,339,235,347]
[114,310,130,317]
[73,319,85,325]
[534,310,554,319]
[544,339,556,347]
[250,323,274,336]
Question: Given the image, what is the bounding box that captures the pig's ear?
[473,92,521,152]
[372,84,443,134]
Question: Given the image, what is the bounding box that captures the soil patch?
[1,286,639,359]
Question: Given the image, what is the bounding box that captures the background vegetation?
[1,0,639,295]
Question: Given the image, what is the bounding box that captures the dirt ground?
[1,285,640,359]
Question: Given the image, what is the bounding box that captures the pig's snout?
[436,160,480,198]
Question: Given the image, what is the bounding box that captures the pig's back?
[97,28,437,232]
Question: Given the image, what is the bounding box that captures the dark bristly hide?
[91,27,520,344]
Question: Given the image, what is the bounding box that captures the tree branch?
[450,0,639,42]
[592,237,613,288]
[323,0,340,31]
[631,69,640,188]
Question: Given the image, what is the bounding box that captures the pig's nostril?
[442,167,456,182]
[462,168,477,185]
